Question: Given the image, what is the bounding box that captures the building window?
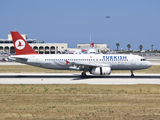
[51,46,55,50]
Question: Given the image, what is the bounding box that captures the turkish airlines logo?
[15,39,25,50]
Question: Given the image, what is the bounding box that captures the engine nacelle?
[90,67,111,75]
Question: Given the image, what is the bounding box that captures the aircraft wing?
[66,60,111,68]
[74,62,110,67]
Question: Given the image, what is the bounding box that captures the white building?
[0,34,109,55]
[0,34,67,54]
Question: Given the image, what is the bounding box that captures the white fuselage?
[10,54,152,71]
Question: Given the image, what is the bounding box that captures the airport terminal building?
[0,34,68,54]
[0,34,109,55]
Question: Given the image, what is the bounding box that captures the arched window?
[4,46,9,52]
[33,46,38,50]
[33,46,38,53]
[10,46,15,54]
[45,46,49,54]
[50,46,55,50]
[39,46,44,54]
[0,46,3,52]
[45,46,49,50]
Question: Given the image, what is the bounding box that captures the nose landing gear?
[131,70,134,77]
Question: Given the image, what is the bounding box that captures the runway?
[0,73,160,85]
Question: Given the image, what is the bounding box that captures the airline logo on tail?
[11,31,39,55]
[15,39,25,50]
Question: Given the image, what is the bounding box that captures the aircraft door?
[33,56,41,67]
[131,57,136,65]
[27,56,40,66]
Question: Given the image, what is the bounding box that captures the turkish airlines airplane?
[9,31,152,77]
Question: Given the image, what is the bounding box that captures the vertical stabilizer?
[11,31,39,55]
[90,43,94,48]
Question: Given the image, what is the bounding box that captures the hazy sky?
[0,0,160,50]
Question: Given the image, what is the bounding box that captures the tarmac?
[0,73,160,85]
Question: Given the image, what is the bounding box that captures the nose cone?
[147,61,152,68]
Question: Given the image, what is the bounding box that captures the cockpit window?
[141,59,147,61]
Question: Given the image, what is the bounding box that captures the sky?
[0,0,160,50]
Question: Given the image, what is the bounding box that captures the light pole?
[106,16,110,49]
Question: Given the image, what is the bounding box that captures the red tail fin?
[11,31,39,55]
[90,42,94,48]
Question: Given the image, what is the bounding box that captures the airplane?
[66,34,96,54]
[63,42,96,54]
[9,31,152,77]
[86,42,97,54]
[62,49,87,54]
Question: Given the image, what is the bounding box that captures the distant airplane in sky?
[9,31,152,77]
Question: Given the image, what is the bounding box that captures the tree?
[139,45,143,51]
[116,43,120,51]
[127,44,131,51]
[151,44,153,51]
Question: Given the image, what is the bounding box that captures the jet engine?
[90,67,111,75]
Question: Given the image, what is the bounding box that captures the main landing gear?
[131,70,134,77]
[81,72,87,78]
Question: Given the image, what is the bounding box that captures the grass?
[0,84,160,119]
[0,65,160,119]
[0,65,159,73]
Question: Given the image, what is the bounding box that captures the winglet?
[11,31,39,55]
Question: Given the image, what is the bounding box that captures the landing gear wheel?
[131,70,134,77]
[81,72,87,78]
